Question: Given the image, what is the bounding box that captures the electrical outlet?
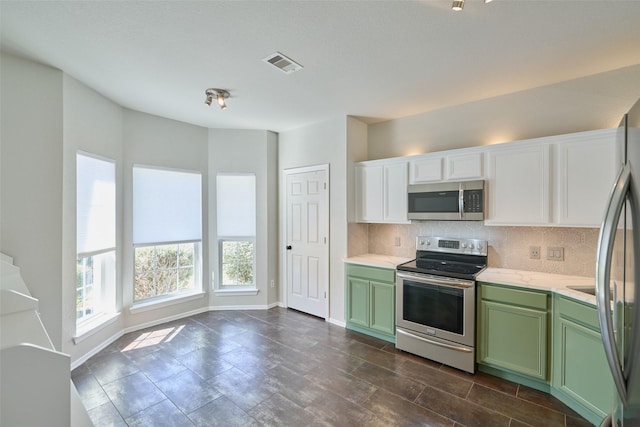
[547,247,564,261]
[394,236,401,247]
[529,246,540,260]
[270,279,275,288]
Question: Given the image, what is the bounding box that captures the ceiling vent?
[263,52,303,74]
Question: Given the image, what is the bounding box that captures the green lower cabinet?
[370,281,395,335]
[345,264,395,343]
[477,283,550,390]
[347,277,369,327]
[551,295,615,426]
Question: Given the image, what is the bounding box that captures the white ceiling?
[2,1,640,133]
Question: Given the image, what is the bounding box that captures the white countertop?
[344,254,413,269]
[343,257,601,306]
[477,268,597,306]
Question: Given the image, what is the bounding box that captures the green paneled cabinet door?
[477,283,550,384]
[551,295,615,425]
[370,281,395,335]
[347,277,369,327]
[345,264,396,343]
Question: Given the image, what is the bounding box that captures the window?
[133,165,202,302]
[216,174,256,289]
[134,242,197,300]
[76,152,116,326]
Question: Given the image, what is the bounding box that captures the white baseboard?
[328,317,346,328]
[72,303,289,368]
[71,306,209,370]
[71,329,124,370]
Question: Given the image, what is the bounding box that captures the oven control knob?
[477,244,483,250]
[469,244,475,250]
[419,240,425,246]
[461,243,467,249]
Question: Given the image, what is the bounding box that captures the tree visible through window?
[132,165,202,302]
[134,243,196,301]
[216,173,256,289]
[221,240,254,286]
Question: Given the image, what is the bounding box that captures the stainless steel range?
[396,236,487,373]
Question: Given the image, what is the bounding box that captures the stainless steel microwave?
[407,180,484,221]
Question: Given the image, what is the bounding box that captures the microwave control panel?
[464,190,483,213]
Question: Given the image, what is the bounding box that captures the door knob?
[286,245,292,250]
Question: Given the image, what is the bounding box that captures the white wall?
[1,53,64,349]
[208,129,278,308]
[122,109,210,328]
[62,75,124,359]
[279,117,350,324]
[368,64,640,160]
[2,53,282,368]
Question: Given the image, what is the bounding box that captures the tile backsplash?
[348,222,600,278]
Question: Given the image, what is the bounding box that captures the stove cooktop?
[396,236,488,280]
[396,258,486,280]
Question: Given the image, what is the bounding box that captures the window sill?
[129,291,206,315]
[213,288,259,297]
[74,312,121,344]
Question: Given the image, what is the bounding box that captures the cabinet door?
[446,152,483,180]
[383,162,408,222]
[346,276,370,327]
[478,300,548,380]
[555,134,621,226]
[486,144,550,225]
[409,156,443,183]
[357,165,384,222]
[552,317,613,418]
[370,281,395,335]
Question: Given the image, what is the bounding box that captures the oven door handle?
[397,329,472,353]
[396,271,474,289]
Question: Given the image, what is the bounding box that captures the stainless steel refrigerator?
[597,97,640,426]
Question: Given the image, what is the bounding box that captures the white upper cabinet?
[485,142,551,226]
[446,152,484,180]
[554,129,621,227]
[356,160,409,224]
[356,164,384,222]
[356,128,618,227]
[409,155,443,183]
[410,150,483,184]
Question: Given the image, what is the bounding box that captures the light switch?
[547,247,564,261]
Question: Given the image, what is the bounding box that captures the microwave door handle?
[459,183,464,220]
[596,161,631,405]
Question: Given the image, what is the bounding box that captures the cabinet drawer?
[479,283,548,310]
[556,296,599,331]
[346,264,395,283]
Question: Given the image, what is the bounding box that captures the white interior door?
[285,165,329,319]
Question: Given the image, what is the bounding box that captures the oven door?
[396,271,475,347]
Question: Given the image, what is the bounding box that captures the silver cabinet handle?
[459,183,464,220]
[596,161,631,404]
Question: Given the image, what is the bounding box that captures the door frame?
[280,164,330,319]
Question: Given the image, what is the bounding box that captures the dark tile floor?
[72,307,592,427]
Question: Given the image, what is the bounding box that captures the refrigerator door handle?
[596,161,631,405]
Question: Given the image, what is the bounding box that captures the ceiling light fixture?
[453,0,494,10]
[204,88,230,110]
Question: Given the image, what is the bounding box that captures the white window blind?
[216,174,256,237]
[77,153,116,256]
[133,165,202,245]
